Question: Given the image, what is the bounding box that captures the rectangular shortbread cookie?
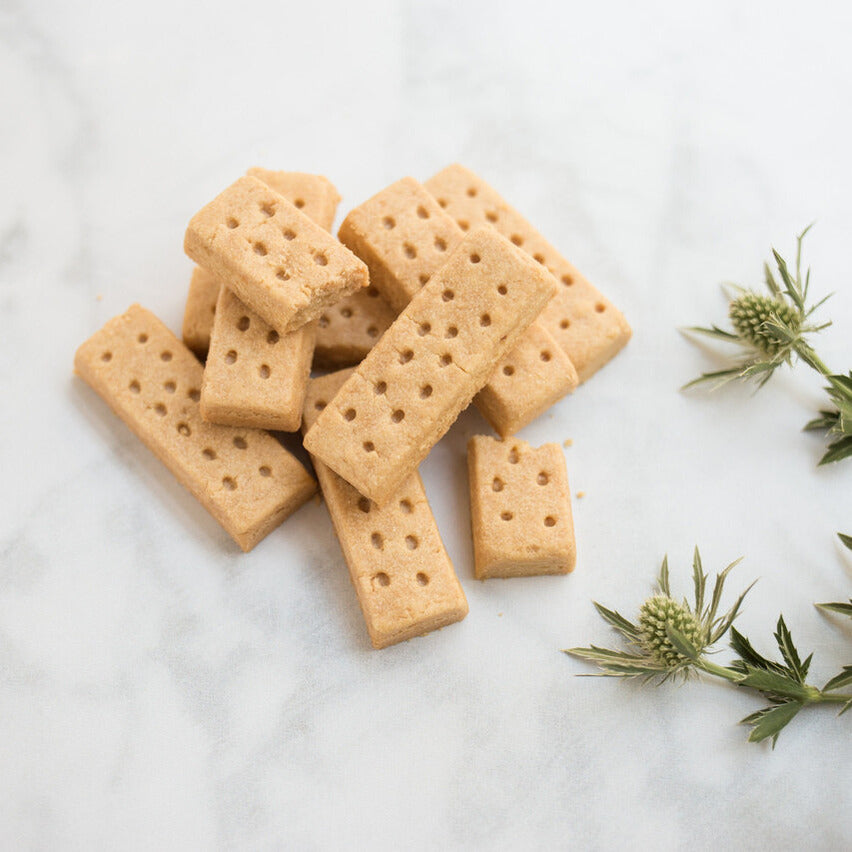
[303,227,557,505]
[339,177,578,435]
[313,285,395,369]
[200,286,315,431]
[475,323,579,437]
[199,171,340,430]
[184,175,368,334]
[338,177,465,314]
[74,304,316,551]
[182,170,340,358]
[424,163,631,382]
[467,434,575,578]
[303,370,468,648]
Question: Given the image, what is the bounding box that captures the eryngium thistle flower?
[728,292,801,358]
[566,549,852,747]
[639,595,706,667]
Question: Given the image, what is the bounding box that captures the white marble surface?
[2,0,852,848]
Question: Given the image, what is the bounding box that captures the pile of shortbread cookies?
[75,164,630,649]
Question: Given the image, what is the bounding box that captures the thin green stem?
[794,342,832,377]
[817,692,852,705]
[695,658,852,705]
[695,658,741,683]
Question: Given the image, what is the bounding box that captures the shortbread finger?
[184,176,367,334]
[201,287,315,431]
[338,177,464,313]
[304,370,468,648]
[313,286,395,369]
[475,324,579,437]
[245,168,339,232]
[339,177,577,434]
[182,266,220,358]
[74,304,316,551]
[303,228,557,505]
[467,434,575,578]
[199,170,341,426]
[424,163,631,382]
[181,170,341,357]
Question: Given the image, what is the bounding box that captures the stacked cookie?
[75,164,630,649]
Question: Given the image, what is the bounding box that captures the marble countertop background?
[2,0,851,848]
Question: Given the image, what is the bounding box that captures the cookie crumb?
[576,491,585,499]
[96,294,103,301]
[563,438,573,447]
[497,612,503,617]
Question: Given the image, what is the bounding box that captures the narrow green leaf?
[681,324,741,342]
[816,600,852,617]
[763,261,780,297]
[564,645,652,666]
[564,646,667,679]
[592,602,641,639]
[840,699,852,716]
[665,625,699,661]
[774,616,805,683]
[818,435,852,465]
[681,368,745,390]
[739,361,782,387]
[772,248,804,312]
[743,701,803,747]
[658,555,670,597]
[729,628,787,676]
[710,579,757,644]
[692,546,706,615]
[822,665,852,693]
[737,666,812,701]
[838,532,852,552]
[804,291,833,318]
[803,411,838,432]
[826,373,852,395]
[762,318,797,345]
[706,557,744,626]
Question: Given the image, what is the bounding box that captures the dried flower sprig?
[565,549,852,746]
[682,227,852,465]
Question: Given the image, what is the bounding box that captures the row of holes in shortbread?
[496,510,558,527]
[501,350,553,376]
[492,468,551,489]
[372,570,429,588]
[229,196,306,224]
[356,491,428,588]
[380,201,433,232]
[99,334,175,363]
[318,295,382,339]
[123,366,274,485]
[223,348,272,378]
[224,216,327,273]
[381,212,452,259]
[234,316,283,344]
[430,196,614,307]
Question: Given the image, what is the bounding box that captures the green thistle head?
[638,595,707,668]
[729,292,801,358]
